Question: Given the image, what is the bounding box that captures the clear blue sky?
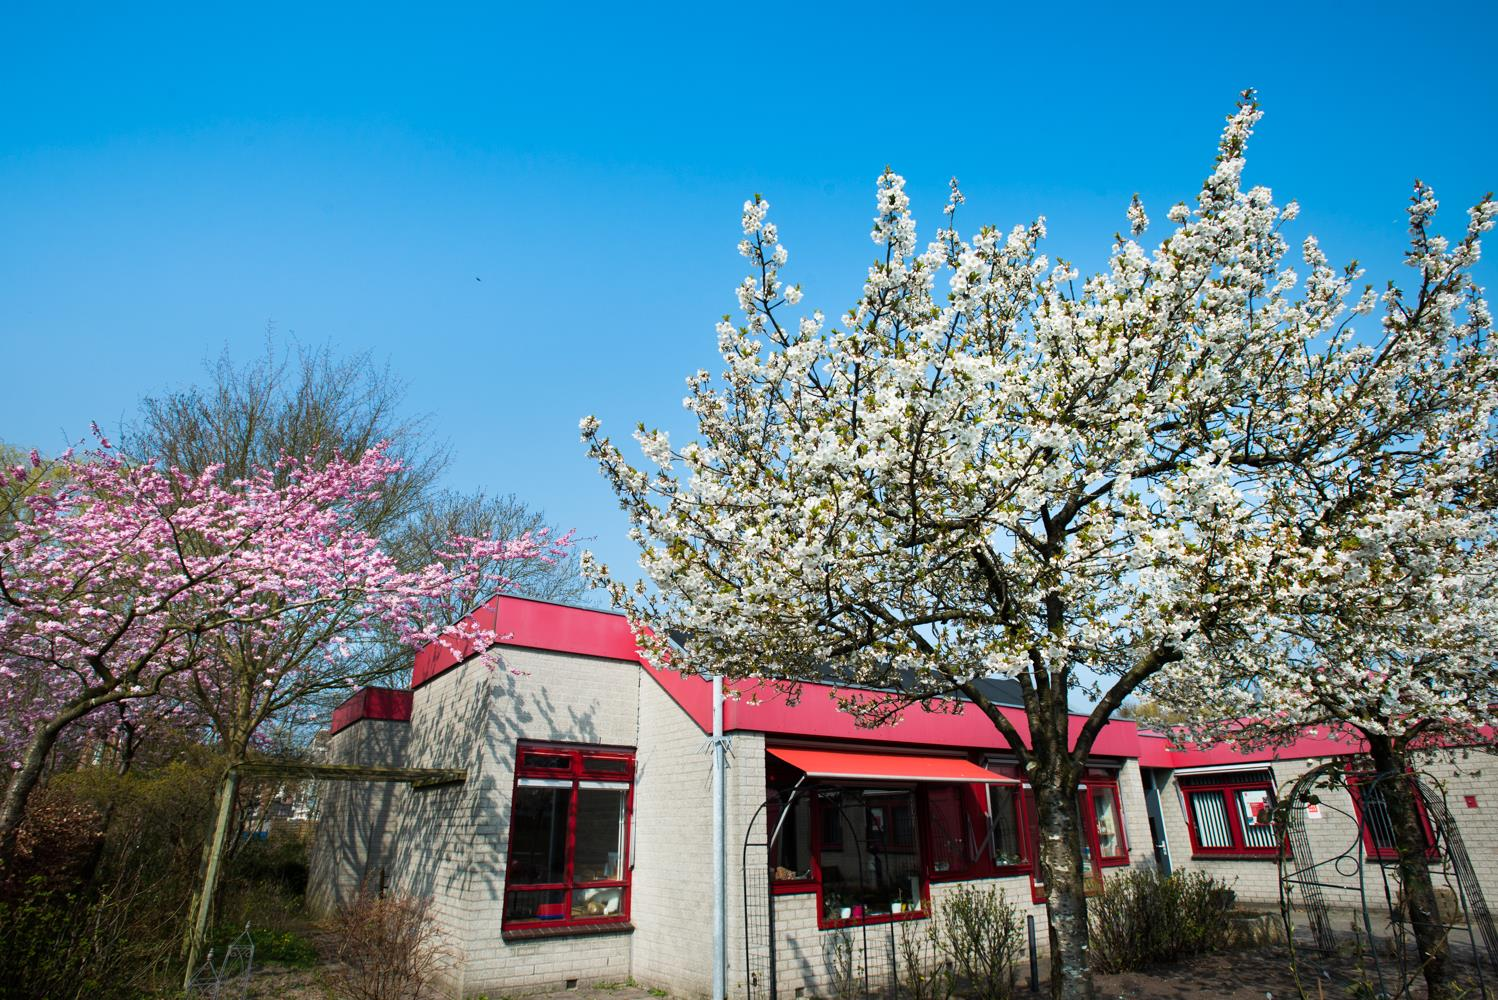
[3,1,1495,588]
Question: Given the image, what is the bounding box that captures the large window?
[503,743,634,932]
[1179,770,1278,857]
[766,765,928,928]
[1347,772,1437,861]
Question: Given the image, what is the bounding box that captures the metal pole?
[712,675,726,1000]
[1027,913,1039,994]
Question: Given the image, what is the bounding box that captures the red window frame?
[1179,770,1279,858]
[765,770,931,929]
[1080,770,1130,867]
[1346,772,1438,861]
[502,742,635,932]
[767,758,1131,917]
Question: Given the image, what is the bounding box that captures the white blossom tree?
[1155,186,1498,998]
[582,92,1496,1000]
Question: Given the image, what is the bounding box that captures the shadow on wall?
[391,651,607,943]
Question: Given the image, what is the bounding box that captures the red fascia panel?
[768,747,1018,784]
[330,686,413,735]
[1135,725,1369,769]
[641,660,1144,758]
[411,595,641,689]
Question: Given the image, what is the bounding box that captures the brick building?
[308,595,1497,998]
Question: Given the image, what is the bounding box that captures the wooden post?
[183,766,240,990]
[176,759,465,990]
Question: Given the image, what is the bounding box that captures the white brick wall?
[390,646,643,997]
[307,719,411,916]
[630,672,718,996]
[1156,747,1498,913]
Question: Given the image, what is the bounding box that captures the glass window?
[769,790,813,882]
[1179,770,1278,855]
[1091,786,1125,860]
[927,786,978,876]
[1235,788,1278,849]
[1349,773,1435,860]
[989,786,1025,868]
[503,744,634,930]
[574,784,627,882]
[1188,792,1234,848]
[820,789,924,925]
[508,780,570,884]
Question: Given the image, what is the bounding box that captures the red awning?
[768,747,1017,784]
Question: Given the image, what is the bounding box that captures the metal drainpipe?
[712,674,726,1000]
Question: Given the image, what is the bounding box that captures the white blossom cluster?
[582,92,1497,762]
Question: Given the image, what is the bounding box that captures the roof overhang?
[768,747,1019,784]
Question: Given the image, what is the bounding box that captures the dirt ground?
[241,949,1491,1000]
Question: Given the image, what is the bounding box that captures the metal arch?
[1277,762,1497,1000]
[743,781,904,1000]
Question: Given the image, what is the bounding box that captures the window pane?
[573,886,624,919]
[1023,790,1044,887]
[522,751,572,772]
[1359,786,1398,853]
[585,756,631,775]
[769,790,812,880]
[509,785,569,884]
[507,887,567,922]
[1091,787,1123,858]
[927,787,973,875]
[989,786,1024,867]
[820,789,923,922]
[574,786,626,882]
[1235,789,1277,849]
[1189,792,1233,848]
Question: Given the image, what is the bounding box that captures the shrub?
[898,922,953,1000]
[1087,869,1234,973]
[930,884,1021,1000]
[0,876,158,1000]
[322,892,457,1000]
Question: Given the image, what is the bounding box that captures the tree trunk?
[0,713,80,867]
[1365,735,1453,1000]
[1033,764,1097,1000]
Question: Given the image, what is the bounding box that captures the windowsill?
[1190,852,1278,861]
[502,921,634,941]
[1099,856,1131,868]
[818,910,926,931]
[771,881,818,895]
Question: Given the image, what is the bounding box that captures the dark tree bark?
[1364,734,1453,1000]
[1031,752,1096,1000]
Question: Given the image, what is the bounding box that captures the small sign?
[1465,795,1479,809]
[1304,802,1322,820]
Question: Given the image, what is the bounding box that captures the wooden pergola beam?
[232,760,466,789]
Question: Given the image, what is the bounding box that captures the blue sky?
[2,1,1495,589]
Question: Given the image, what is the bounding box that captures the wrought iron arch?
[744,781,914,1000]
[1277,762,1497,999]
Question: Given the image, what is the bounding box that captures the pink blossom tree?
[0,434,568,864]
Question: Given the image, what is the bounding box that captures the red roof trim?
[330,686,413,735]
[411,595,640,689]
[406,597,1483,771]
[640,659,1143,756]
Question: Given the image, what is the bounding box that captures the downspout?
[712,674,727,1000]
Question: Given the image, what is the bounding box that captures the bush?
[898,922,953,1000]
[930,884,1022,1000]
[1087,869,1234,973]
[0,876,159,1000]
[322,892,457,1000]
